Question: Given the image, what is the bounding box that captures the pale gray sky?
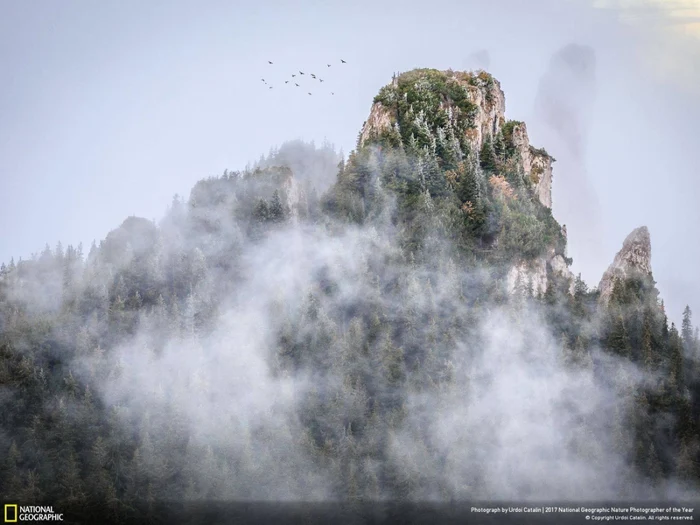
[1,0,698,322]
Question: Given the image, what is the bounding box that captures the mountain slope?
[0,69,698,515]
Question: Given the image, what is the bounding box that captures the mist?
[1,0,699,515]
[2,0,699,324]
[1,140,692,503]
[532,43,603,286]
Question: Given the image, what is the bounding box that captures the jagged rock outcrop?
[507,248,575,297]
[598,226,652,305]
[253,166,307,221]
[358,69,553,210]
[359,102,395,146]
[463,74,506,154]
[359,70,505,155]
[510,122,554,209]
[550,253,576,295]
[507,259,548,297]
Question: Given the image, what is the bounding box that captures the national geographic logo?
[4,505,63,522]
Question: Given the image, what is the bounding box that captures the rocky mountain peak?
[598,226,652,304]
[358,69,553,210]
[359,69,506,155]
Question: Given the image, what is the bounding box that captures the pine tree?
[632,392,659,480]
[608,314,632,358]
[559,332,572,368]
[2,441,23,497]
[493,130,506,162]
[18,469,43,502]
[479,137,497,172]
[668,324,684,392]
[253,198,270,223]
[646,442,664,482]
[269,190,286,223]
[181,293,195,337]
[573,273,588,316]
[58,449,86,505]
[642,311,655,371]
[677,438,699,482]
[681,305,693,352]
[661,302,669,345]
[455,160,486,237]
[381,333,405,387]
[512,272,529,311]
[612,403,631,458]
[88,436,117,506]
[169,301,182,339]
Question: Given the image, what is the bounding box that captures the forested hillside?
[1,69,698,519]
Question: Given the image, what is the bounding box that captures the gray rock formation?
[462,73,506,154]
[598,226,652,305]
[358,102,395,147]
[357,69,553,209]
[510,122,554,209]
[506,248,575,297]
[550,253,576,295]
[507,259,547,297]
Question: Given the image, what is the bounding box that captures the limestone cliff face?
[281,172,306,221]
[550,253,576,295]
[463,75,506,154]
[598,226,652,305]
[510,122,554,209]
[359,70,505,154]
[358,69,552,210]
[507,259,548,297]
[358,102,395,147]
[254,166,307,221]
[502,123,562,296]
[506,248,575,297]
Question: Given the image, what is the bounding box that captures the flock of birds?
[261,59,347,96]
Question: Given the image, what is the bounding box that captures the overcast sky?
[1,0,699,323]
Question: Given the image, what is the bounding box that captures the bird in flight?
[269,86,273,89]
[261,78,265,82]
[327,64,331,67]
[319,79,324,82]
[308,92,312,95]
[299,71,304,75]
[285,80,289,84]
[310,74,316,79]
[292,74,296,77]
[295,83,299,87]
[331,92,334,95]
[341,59,346,63]
[268,61,273,64]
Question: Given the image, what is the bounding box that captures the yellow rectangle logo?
[4,504,17,523]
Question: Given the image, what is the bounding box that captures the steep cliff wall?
[510,122,554,209]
